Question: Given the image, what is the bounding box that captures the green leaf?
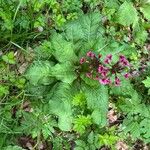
[142,77,150,88]
[134,28,148,45]
[98,134,118,148]
[111,77,141,103]
[99,42,137,63]
[48,83,73,131]
[88,131,95,144]
[75,140,87,150]
[72,92,86,107]
[116,1,138,26]
[51,62,76,84]
[81,74,100,87]
[148,89,150,95]
[2,51,16,64]
[51,33,77,62]
[123,120,141,139]
[25,61,54,86]
[34,40,52,59]
[0,85,9,97]
[78,12,102,43]
[73,115,92,134]
[140,4,150,20]
[91,109,103,126]
[133,21,148,45]
[83,84,108,126]
[64,12,104,49]
[64,20,83,43]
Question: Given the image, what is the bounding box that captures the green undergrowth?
[0,0,150,149]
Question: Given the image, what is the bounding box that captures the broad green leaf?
[81,74,100,87]
[133,21,148,45]
[79,12,102,43]
[88,131,95,144]
[64,12,104,48]
[142,77,150,88]
[34,40,52,59]
[51,33,77,62]
[140,119,150,140]
[99,42,137,63]
[111,77,141,103]
[64,21,83,43]
[51,62,76,84]
[26,84,49,99]
[25,61,54,86]
[140,4,150,20]
[134,28,148,45]
[123,121,141,139]
[116,1,138,26]
[48,83,73,131]
[91,109,102,125]
[74,139,89,150]
[83,84,108,126]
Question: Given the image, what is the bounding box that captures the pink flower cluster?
[79,51,131,86]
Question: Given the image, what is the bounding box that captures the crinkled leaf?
[98,41,137,63]
[64,12,104,49]
[111,77,141,102]
[79,12,102,42]
[51,33,77,62]
[123,120,141,139]
[48,83,73,131]
[83,84,108,126]
[25,61,54,86]
[51,62,76,84]
[34,40,52,59]
[140,4,150,20]
[64,21,83,43]
[116,1,138,26]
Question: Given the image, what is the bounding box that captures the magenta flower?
[99,78,111,85]
[98,65,104,73]
[124,73,130,78]
[104,58,109,64]
[86,51,95,58]
[119,55,130,66]
[104,54,112,64]
[114,77,121,86]
[79,51,131,87]
[119,55,126,60]
[80,57,86,64]
[98,65,109,77]
[98,65,109,73]
[101,71,107,77]
[107,54,112,60]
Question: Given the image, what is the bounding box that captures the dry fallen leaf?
[18,62,29,74]
[116,141,128,150]
[107,109,118,124]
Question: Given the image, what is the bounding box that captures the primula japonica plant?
[24,12,150,149]
[80,51,131,86]
[1,0,150,149]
